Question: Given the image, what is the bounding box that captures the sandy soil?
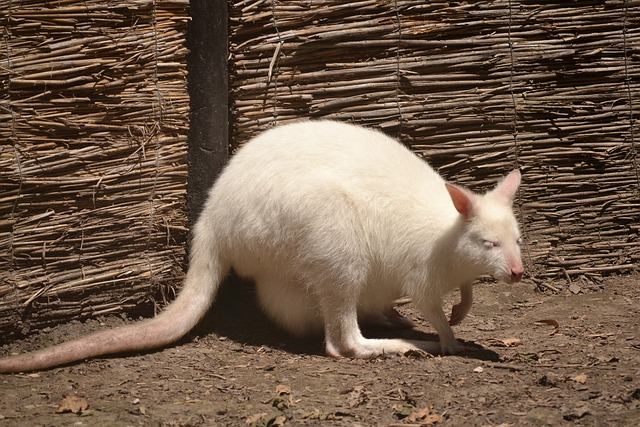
[1,275,639,426]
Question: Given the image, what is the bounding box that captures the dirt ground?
[1,275,639,427]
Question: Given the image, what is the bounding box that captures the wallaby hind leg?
[316,284,420,358]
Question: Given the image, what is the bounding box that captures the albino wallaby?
[0,120,524,373]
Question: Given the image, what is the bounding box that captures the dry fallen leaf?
[301,408,333,421]
[406,405,432,422]
[246,412,286,427]
[571,373,588,384]
[272,385,297,410]
[346,385,366,408]
[393,404,416,419]
[423,414,446,425]
[569,283,582,294]
[486,337,522,347]
[245,412,267,425]
[275,385,291,396]
[597,355,619,363]
[501,338,522,347]
[273,415,286,426]
[534,319,560,335]
[397,404,445,425]
[55,396,89,414]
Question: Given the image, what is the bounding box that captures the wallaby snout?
[510,265,524,282]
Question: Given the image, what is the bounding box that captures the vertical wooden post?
[186,0,229,230]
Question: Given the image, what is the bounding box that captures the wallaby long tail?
[0,225,227,373]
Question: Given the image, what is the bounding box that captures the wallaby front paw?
[383,307,415,329]
[449,303,466,326]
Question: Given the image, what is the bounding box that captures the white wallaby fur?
[0,120,524,372]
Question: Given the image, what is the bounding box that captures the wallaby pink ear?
[491,169,521,202]
[445,183,475,219]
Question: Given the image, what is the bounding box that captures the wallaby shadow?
[188,275,499,362]
[188,275,325,356]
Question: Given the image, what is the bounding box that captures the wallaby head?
[445,170,524,284]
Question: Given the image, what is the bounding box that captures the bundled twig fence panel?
[0,0,190,339]
[229,0,640,286]
[1,0,638,339]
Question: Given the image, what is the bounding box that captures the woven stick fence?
[229,0,640,288]
[0,0,190,338]
[1,0,639,339]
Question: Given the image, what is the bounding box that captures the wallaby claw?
[449,301,472,326]
[449,303,464,326]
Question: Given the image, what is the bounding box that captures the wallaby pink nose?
[511,266,524,282]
